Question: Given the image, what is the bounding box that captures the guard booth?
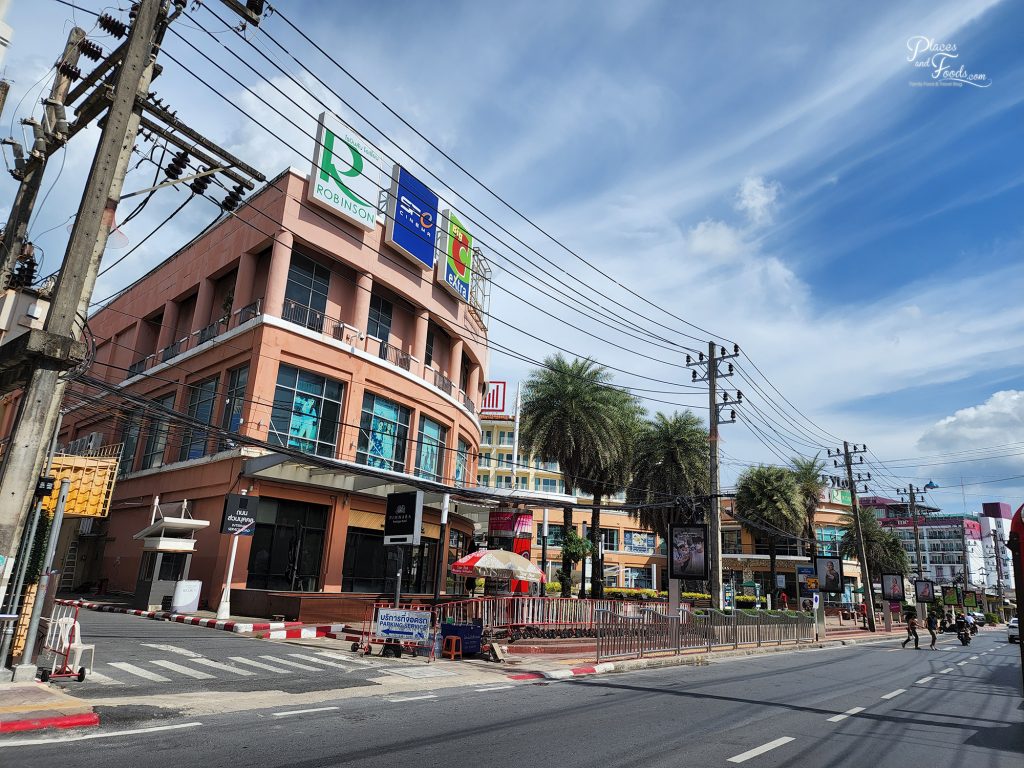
[132,497,209,611]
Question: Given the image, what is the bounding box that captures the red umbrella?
[451,549,544,582]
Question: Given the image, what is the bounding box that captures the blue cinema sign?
[384,164,439,270]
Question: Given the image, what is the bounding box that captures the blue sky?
[2,0,1023,512]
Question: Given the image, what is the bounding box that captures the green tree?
[840,507,910,588]
[555,529,593,595]
[790,454,827,557]
[520,354,640,598]
[735,465,805,601]
[627,411,710,540]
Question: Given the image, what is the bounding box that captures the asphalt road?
[3,628,1021,767]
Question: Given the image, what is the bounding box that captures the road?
[2,626,1021,767]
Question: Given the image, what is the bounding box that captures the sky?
[1,0,1023,518]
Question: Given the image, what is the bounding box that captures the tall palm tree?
[840,507,910,587]
[520,354,640,598]
[627,411,710,541]
[735,465,805,603]
[790,455,827,558]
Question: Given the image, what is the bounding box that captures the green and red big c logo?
[442,210,473,302]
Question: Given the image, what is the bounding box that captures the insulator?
[189,169,212,195]
[97,13,128,39]
[722,392,729,402]
[247,0,266,14]
[685,355,691,365]
[78,39,103,61]
[730,410,736,421]
[720,346,726,357]
[727,363,733,374]
[57,62,81,82]
[736,390,743,402]
[698,353,704,362]
[733,343,739,355]
[221,183,245,212]
[691,370,697,382]
[165,150,189,181]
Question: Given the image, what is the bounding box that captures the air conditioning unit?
[79,518,94,535]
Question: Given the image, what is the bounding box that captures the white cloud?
[734,176,782,226]
[918,391,1024,452]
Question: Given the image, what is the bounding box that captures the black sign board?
[384,490,423,546]
[668,523,709,581]
[221,493,258,536]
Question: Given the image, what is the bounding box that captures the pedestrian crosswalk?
[78,647,386,687]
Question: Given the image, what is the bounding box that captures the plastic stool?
[442,635,462,660]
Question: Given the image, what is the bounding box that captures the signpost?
[216,493,258,620]
[376,608,431,644]
[384,491,424,608]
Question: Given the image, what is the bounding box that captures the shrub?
[983,612,1000,625]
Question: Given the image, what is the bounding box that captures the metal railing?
[435,596,649,636]
[433,369,454,395]
[596,607,815,662]
[282,300,326,333]
[380,340,413,371]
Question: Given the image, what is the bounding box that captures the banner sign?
[829,488,852,506]
[385,164,438,269]
[384,490,423,546]
[881,573,905,601]
[220,493,258,536]
[669,524,708,580]
[308,112,383,231]
[815,555,843,595]
[480,381,507,413]
[942,585,960,605]
[440,209,474,302]
[797,565,816,597]
[914,579,935,603]
[623,531,655,555]
[962,591,978,608]
[488,508,516,538]
[376,608,430,643]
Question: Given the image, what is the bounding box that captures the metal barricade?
[435,596,651,638]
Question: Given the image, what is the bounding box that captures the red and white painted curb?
[55,600,315,637]
[0,711,100,734]
[508,662,616,681]
[253,624,346,640]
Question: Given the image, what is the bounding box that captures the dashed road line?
[107,662,171,682]
[939,668,954,673]
[727,737,795,764]
[272,706,339,717]
[150,660,215,680]
[0,722,203,748]
[827,707,865,722]
[386,694,437,703]
[881,689,906,700]
[914,676,934,684]
[476,685,514,692]
[957,661,969,666]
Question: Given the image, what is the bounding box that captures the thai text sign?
[377,608,430,643]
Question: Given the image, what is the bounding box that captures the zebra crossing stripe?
[287,653,357,670]
[316,650,372,666]
[150,660,215,679]
[228,656,292,673]
[83,669,123,685]
[187,658,256,676]
[257,655,320,671]
[108,662,171,682]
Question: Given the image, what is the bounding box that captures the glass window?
[367,294,393,341]
[269,365,343,457]
[425,326,435,367]
[283,253,329,332]
[582,525,619,552]
[722,529,743,554]
[179,376,219,461]
[498,430,513,446]
[482,430,492,445]
[415,416,447,481]
[455,438,469,485]
[537,524,574,548]
[141,393,176,470]
[246,497,328,591]
[117,415,142,477]
[342,528,437,593]
[478,474,489,487]
[623,531,655,555]
[219,365,249,450]
[357,392,411,471]
[625,566,653,590]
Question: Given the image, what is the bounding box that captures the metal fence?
[596,607,816,662]
[435,597,649,637]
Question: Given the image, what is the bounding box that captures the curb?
[253,624,346,640]
[0,711,100,734]
[56,599,306,636]
[509,662,615,681]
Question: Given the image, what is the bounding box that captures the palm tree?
[840,508,910,587]
[520,354,640,598]
[627,411,710,541]
[735,465,805,604]
[790,455,827,558]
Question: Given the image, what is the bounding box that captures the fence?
[596,607,815,662]
[435,597,649,637]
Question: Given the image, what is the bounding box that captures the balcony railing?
[282,300,326,333]
[433,369,454,395]
[380,340,413,371]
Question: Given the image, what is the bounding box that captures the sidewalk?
[0,682,98,734]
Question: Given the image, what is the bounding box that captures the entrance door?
[246,498,328,591]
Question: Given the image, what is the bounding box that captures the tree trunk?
[805,507,817,559]
[561,505,572,598]
[768,540,777,609]
[590,494,603,599]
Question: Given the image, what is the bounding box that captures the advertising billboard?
[815,555,843,595]
[669,524,707,581]
[480,381,507,413]
[829,488,852,506]
[942,585,960,605]
[384,490,423,546]
[881,573,905,601]
[384,164,439,269]
[307,112,382,231]
[623,531,655,555]
[914,579,935,603]
[440,209,474,302]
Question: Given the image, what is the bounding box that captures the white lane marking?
[140,643,201,658]
[939,667,954,673]
[228,656,291,674]
[315,650,372,666]
[1,722,203,748]
[271,706,339,717]
[915,676,934,684]
[727,737,795,764]
[150,660,215,680]
[287,653,356,670]
[881,689,906,700]
[827,707,865,723]
[82,669,123,686]
[970,655,979,660]
[981,652,988,656]
[957,661,969,666]
[187,658,256,676]
[386,694,437,703]
[107,662,171,682]
[258,655,320,671]
[476,685,514,692]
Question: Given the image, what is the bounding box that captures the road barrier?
[434,597,650,638]
[596,607,815,662]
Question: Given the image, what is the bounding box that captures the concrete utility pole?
[0,28,85,288]
[899,485,925,618]
[0,0,166,609]
[842,442,876,632]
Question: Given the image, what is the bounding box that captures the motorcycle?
[957,625,971,646]
[969,622,978,636]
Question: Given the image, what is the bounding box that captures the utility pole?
[686,342,739,610]
[834,442,876,632]
[898,484,925,617]
[0,0,166,609]
[0,28,86,288]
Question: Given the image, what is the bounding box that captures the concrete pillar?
[351,271,373,333]
[449,337,464,389]
[651,563,657,590]
[264,228,293,318]
[413,309,429,376]
[156,299,179,350]
[467,364,481,405]
[190,278,215,334]
[231,250,257,316]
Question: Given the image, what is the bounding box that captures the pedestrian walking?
[926,612,938,649]
[902,615,920,649]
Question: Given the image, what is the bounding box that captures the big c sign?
[307,112,383,231]
[440,209,474,302]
